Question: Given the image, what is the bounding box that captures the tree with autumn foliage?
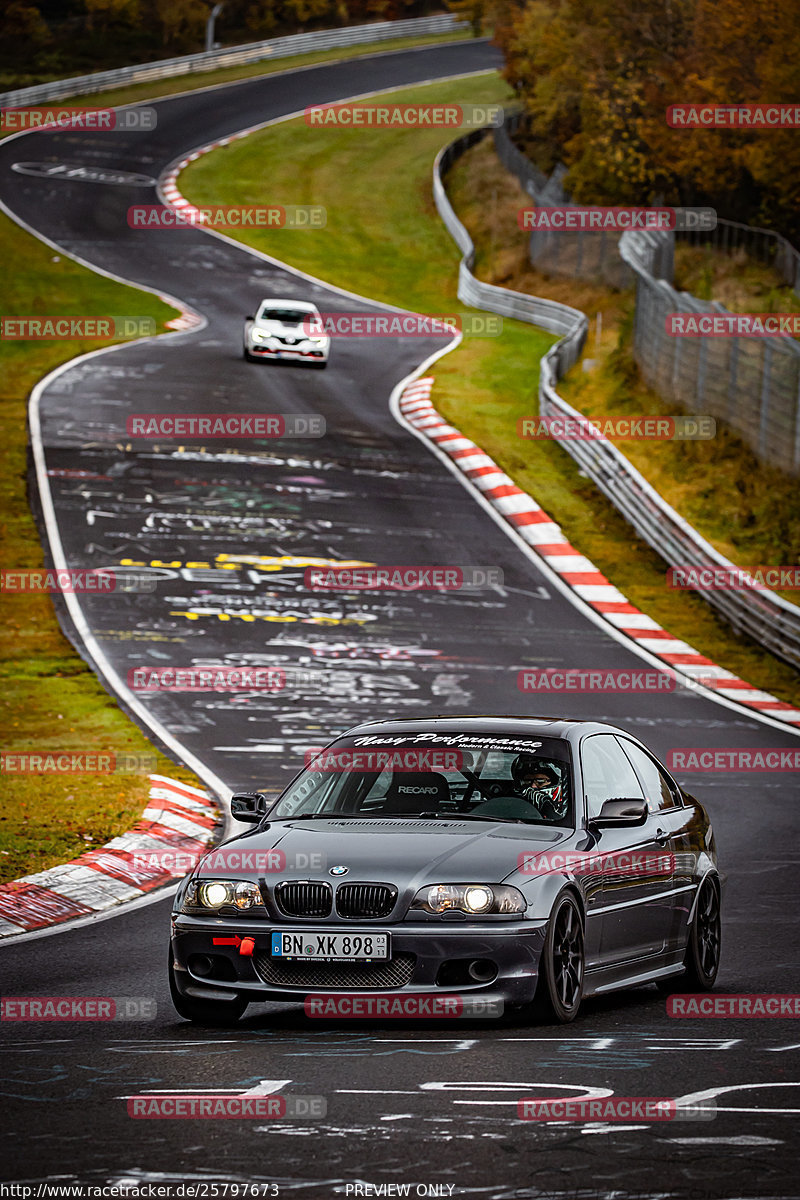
[496,0,800,240]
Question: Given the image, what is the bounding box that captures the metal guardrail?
[0,14,465,107]
[434,128,800,670]
[539,379,800,671]
[433,131,587,339]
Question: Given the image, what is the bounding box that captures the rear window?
[259,307,310,323]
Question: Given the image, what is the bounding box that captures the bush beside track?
[3,32,471,113]
[179,75,800,710]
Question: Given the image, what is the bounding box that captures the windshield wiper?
[278,812,398,821]
[421,812,531,825]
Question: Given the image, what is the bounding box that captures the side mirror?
[230,791,270,823]
[245,314,255,321]
[592,797,648,826]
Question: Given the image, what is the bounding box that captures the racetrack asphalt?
[1,39,799,1199]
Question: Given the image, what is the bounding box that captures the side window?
[580,734,644,821]
[618,739,680,812]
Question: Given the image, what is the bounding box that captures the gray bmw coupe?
[169,716,722,1024]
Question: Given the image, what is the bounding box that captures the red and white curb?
[161,133,252,222]
[165,309,203,332]
[150,158,213,331]
[399,377,800,729]
[0,775,221,938]
[159,138,256,337]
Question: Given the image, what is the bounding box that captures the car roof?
[340,715,627,743]
[257,298,319,311]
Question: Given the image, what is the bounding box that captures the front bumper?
[170,915,548,1008]
[247,339,328,360]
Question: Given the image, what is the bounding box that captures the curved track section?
[1,40,799,1198]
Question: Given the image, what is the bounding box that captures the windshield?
[259,307,312,324]
[268,735,574,826]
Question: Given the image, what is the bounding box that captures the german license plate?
[271,931,390,961]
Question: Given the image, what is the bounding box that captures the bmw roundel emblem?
[329,865,349,876]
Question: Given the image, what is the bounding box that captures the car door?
[579,734,676,966]
[616,737,696,953]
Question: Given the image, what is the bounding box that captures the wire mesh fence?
[621,229,800,475]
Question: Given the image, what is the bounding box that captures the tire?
[313,360,328,370]
[683,876,721,989]
[533,892,585,1023]
[169,955,248,1026]
[243,346,254,362]
[656,875,721,993]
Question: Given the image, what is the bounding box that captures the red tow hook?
[211,935,255,957]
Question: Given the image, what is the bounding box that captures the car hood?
[199,818,570,889]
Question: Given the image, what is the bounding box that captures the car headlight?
[182,879,264,912]
[308,337,326,344]
[410,883,525,915]
[252,330,268,342]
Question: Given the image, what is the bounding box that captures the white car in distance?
[243,298,329,368]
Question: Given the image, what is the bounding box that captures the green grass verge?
[181,79,799,710]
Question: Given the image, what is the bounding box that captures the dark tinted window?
[580,734,644,820]
[259,307,309,323]
[618,739,680,812]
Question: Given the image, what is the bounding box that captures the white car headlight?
[411,883,525,915]
[182,879,263,912]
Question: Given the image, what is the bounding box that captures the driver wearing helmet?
[510,753,567,820]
